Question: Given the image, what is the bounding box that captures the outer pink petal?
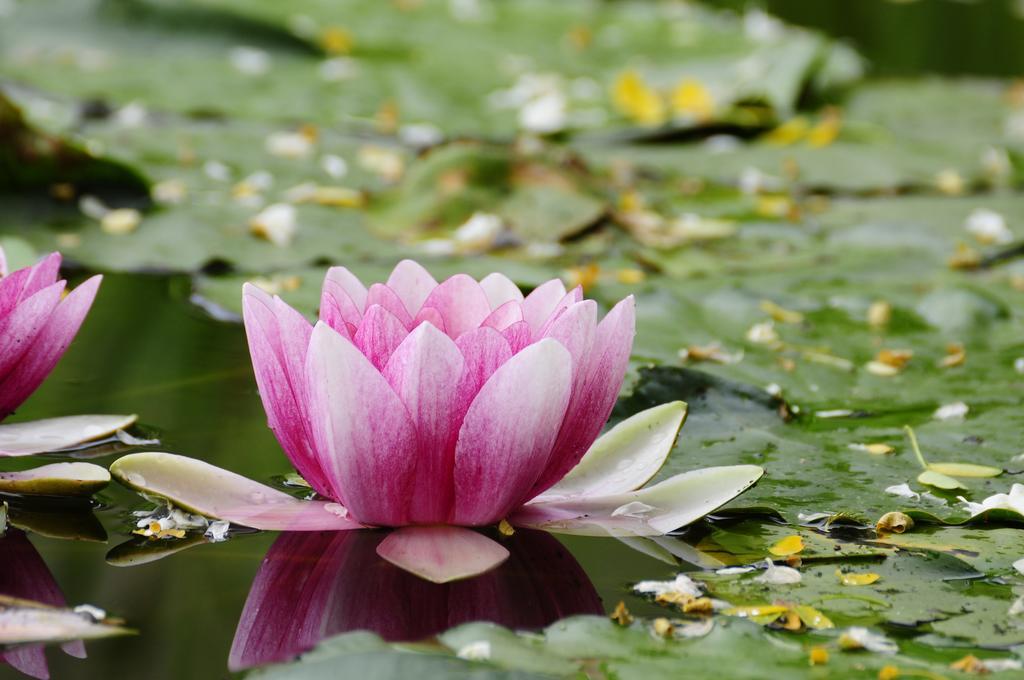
[352,304,409,371]
[481,299,523,331]
[479,273,524,309]
[385,259,438,317]
[452,339,572,525]
[0,253,61,317]
[529,296,635,497]
[0,281,63,380]
[520,279,567,332]
[533,287,583,340]
[383,323,464,523]
[376,526,509,583]
[537,300,596,389]
[365,283,414,329]
[0,277,99,420]
[242,284,334,498]
[419,274,491,339]
[0,246,7,277]
[307,322,418,525]
[453,327,512,432]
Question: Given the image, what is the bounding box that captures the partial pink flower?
[0,531,87,679]
[242,260,635,527]
[0,249,101,421]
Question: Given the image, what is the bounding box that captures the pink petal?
[243,284,334,498]
[0,253,61,317]
[376,526,509,583]
[0,281,64,381]
[529,296,634,497]
[0,246,7,277]
[318,282,356,341]
[532,287,583,340]
[110,452,361,531]
[419,274,491,338]
[0,277,100,420]
[352,305,409,371]
[413,306,446,334]
[537,300,596,388]
[383,323,464,523]
[452,339,572,525]
[306,323,418,525]
[454,327,512,410]
[479,273,523,309]
[323,266,367,311]
[365,283,414,329]
[481,299,524,331]
[520,279,567,332]
[385,259,438,317]
[501,320,532,354]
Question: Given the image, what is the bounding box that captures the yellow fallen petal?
[765,117,809,146]
[723,604,790,618]
[794,605,834,630]
[101,208,142,235]
[876,511,914,535]
[670,79,715,121]
[809,646,829,666]
[611,70,666,126]
[760,300,804,324]
[769,535,804,556]
[836,569,881,586]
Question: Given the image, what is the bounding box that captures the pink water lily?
[111,261,763,582]
[0,248,137,457]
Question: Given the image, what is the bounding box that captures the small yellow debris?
[358,146,405,182]
[867,348,913,376]
[806,108,842,148]
[679,343,743,365]
[765,116,809,146]
[878,665,900,680]
[950,655,986,673]
[935,168,965,195]
[287,184,365,208]
[836,569,881,586]
[802,350,853,371]
[851,443,895,455]
[785,554,802,568]
[746,321,779,346]
[938,342,966,368]
[498,519,515,536]
[760,300,804,324]
[249,203,298,247]
[876,511,914,535]
[566,25,592,51]
[808,646,829,666]
[618,189,644,213]
[867,300,891,328]
[152,178,187,205]
[266,130,314,159]
[681,597,714,615]
[320,26,354,55]
[610,600,633,626]
[375,99,399,134]
[756,195,794,218]
[248,275,302,296]
[50,182,76,201]
[565,263,600,292]
[652,617,674,638]
[56,232,82,249]
[100,208,142,235]
[769,535,804,556]
[616,268,646,285]
[948,242,982,270]
[794,605,834,630]
[611,70,666,127]
[670,79,715,122]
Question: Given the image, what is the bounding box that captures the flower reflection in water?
[229,529,602,671]
[0,530,86,680]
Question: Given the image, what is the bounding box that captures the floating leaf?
[916,470,965,490]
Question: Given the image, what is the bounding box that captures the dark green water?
[0,274,674,679]
[707,0,1024,77]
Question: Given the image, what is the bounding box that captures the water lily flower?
[1,530,127,679]
[228,529,601,670]
[111,261,763,581]
[0,248,137,459]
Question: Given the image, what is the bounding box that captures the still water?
[0,274,673,679]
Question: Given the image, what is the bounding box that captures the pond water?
[0,274,676,679]
[707,0,1024,77]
